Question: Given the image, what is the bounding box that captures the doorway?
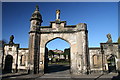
[44,38,70,74]
[4,55,13,73]
[107,54,116,73]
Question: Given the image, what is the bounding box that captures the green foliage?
[54,52,59,55]
[52,57,57,62]
[118,36,120,44]
[48,50,61,56]
[48,50,54,56]
[62,53,66,55]
[0,40,7,47]
[64,48,70,55]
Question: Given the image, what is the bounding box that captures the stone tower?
[28,5,42,74]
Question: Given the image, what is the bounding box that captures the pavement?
[1,72,43,80]
[38,70,119,80]
[1,64,120,80]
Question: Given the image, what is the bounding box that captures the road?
[1,64,120,80]
[38,64,119,80]
[42,64,71,78]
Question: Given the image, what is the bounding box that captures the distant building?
[48,49,65,61]
[51,49,64,54]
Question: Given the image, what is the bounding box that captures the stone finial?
[9,35,14,45]
[56,9,60,21]
[36,5,39,11]
[30,5,43,23]
[106,33,112,43]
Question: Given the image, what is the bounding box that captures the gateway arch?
[28,6,90,74]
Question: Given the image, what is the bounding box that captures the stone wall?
[3,44,19,72]
[18,48,29,71]
[89,43,119,73]
[89,47,102,73]
[2,41,119,74]
[101,43,119,72]
[3,44,29,73]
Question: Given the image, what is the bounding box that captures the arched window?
[93,55,98,67]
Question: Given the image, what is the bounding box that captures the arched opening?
[20,55,25,66]
[44,38,70,73]
[107,54,116,73]
[4,55,13,73]
[93,55,98,67]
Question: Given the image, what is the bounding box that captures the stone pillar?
[82,30,89,74]
[15,45,19,73]
[70,23,89,75]
[85,30,90,74]
[78,23,89,74]
[117,43,120,71]
[100,44,106,73]
[39,45,45,74]
[28,31,40,74]
[70,48,77,74]
[29,5,42,74]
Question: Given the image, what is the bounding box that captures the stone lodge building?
[2,6,120,75]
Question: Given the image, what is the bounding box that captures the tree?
[48,50,54,58]
[118,36,120,44]
[64,48,70,60]
[0,40,7,47]
[64,48,70,55]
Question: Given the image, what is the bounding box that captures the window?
[93,55,98,67]
[9,48,12,51]
[20,55,25,66]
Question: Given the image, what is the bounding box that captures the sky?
[2,2,118,50]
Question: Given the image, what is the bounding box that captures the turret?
[28,5,42,74]
[30,5,43,31]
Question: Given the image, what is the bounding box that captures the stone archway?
[4,55,13,73]
[38,23,89,74]
[28,7,89,74]
[29,22,89,74]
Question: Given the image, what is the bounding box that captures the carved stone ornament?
[106,33,112,43]
[9,35,14,45]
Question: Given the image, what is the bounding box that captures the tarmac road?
[1,64,120,80]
